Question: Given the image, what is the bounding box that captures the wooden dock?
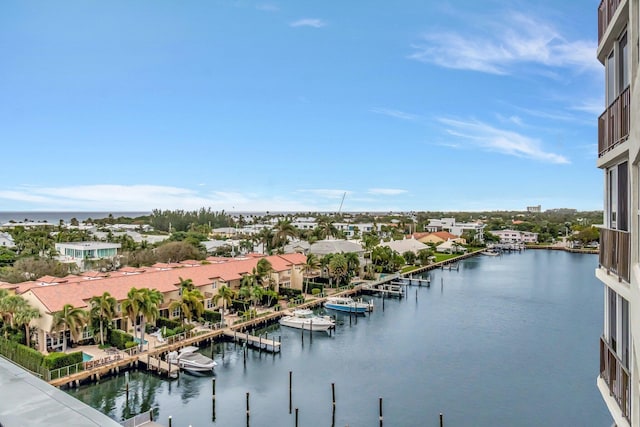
[140,354,180,378]
[223,330,281,352]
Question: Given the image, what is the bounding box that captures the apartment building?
[596,1,636,425]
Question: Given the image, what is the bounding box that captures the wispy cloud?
[370,108,417,121]
[289,18,327,28]
[409,12,598,75]
[368,188,408,196]
[437,117,570,164]
[569,99,604,116]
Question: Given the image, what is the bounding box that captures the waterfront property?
[596,1,637,426]
[64,251,611,426]
[10,253,306,353]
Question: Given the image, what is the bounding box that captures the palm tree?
[0,294,25,330]
[272,220,297,251]
[256,228,274,254]
[345,252,360,281]
[14,305,40,348]
[89,292,117,347]
[212,285,234,326]
[168,288,204,326]
[255,258,274,289]
[237,284,252,311]
[328,253,349,287]
[51,304,87,352]
[137,288,163,347]
[316,217,338,239]
[121,287,143,339]
[250,285,265,310]
[303,253,320,294]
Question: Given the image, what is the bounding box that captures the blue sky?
[0,1,602,213]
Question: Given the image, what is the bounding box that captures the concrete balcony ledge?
[597,375,630,427]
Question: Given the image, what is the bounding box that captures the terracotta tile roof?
[431,231,459,240]
[407,232,430,240]
[24,254,308,313]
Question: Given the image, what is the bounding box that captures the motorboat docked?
[279,309,335,331]
[481,248,500,256]
[168,346,216,372]
[324,296,373,313]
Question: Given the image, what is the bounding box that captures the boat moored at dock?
[168,346,217,373]
[279,309,335,331]
[324,296,373,313]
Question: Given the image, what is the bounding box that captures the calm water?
[67,250,611,426]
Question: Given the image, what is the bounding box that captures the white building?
[426,218,486,243]
[0,232,15,248]
[490,230,538,244]
[380,237,429,255]
[595,1,637,425]
[55,242,121,270]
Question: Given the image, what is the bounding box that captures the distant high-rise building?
[526,205,541,213]
[596,1,634,425]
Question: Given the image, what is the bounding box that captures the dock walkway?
[223,330,281,352]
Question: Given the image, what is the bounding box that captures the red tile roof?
[23,254,307,313]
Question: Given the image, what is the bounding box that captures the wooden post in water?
[259,335,262,355]
[243,344,247,367]
[331,382,336,408]
[212,378,216,401]
[379,397,383,427]
[246,392,250,427]
[310,320,313,343]
[289,370,293,414]
[382,292,385,311]
[301,321,304,346]
[439,412,443,427]
[126,381,129,402]
[295,408,299,427]
[168,416,172,427]
[415,289,418,301]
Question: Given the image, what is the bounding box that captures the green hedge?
[156,317,181,330]
[231,299,249,311]
[279,288,302,298]
[202,310,221,323]
[0,337,44,373]
[43,351,82,370]
[110,330,135,350]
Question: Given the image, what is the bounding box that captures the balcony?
[598,0,623,43]
[599,86,630,157]
[599,227,630,283]
[600,336,630,422]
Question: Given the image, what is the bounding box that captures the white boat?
[324,296,373,313]
[168,346,216,372]
[279,309,335,331]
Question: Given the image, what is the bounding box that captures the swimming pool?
[82,352,93,362]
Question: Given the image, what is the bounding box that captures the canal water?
[66,250,612,426]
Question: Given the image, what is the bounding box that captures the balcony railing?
[599,86,630,157]
[598,0,623,43]
[599,227,630,283]
[600,336,630,422]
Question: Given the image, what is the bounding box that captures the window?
[621,297,629,367]
[171,306,181,318]
[607,161,628,230]
[205,299,214,309]
[608,287,617,351]
[619,32,629,91]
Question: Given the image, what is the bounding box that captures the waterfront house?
[595,1,636,425]
[380,236,429,255]
[55,241,121,271]
[425,218,485,243]
[15,253,306,352]
[420,231,462,245]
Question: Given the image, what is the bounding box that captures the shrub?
[311,288,321,296]
[202,310,221,323]
[124,341,138,349]
[43,351,83,370]
[0,337,44,373]
[156,317,181,330]
[279,288,302,299]
[110,330,135,350]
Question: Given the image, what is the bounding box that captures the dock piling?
[289,370,293,414]
[295,408,299,427]
[440,412,444,427]
[168,416,172,427]
[379,397,383,427]
[332,382,336,408]
[246,392,250,427]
